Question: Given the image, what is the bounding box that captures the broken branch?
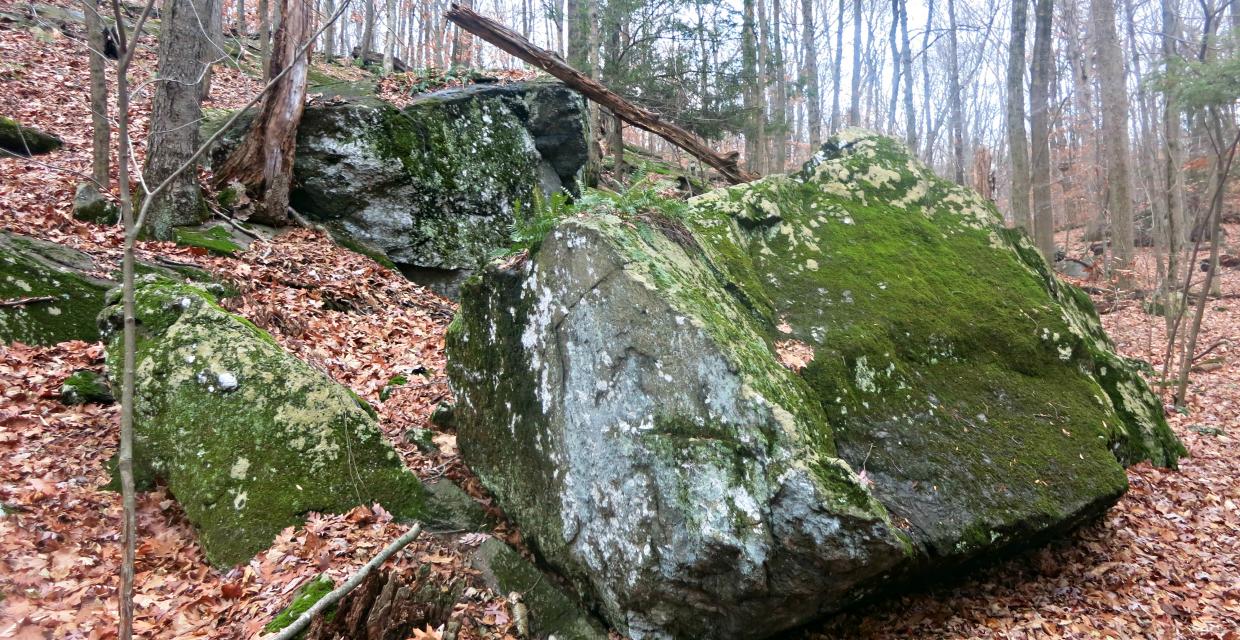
[0,296,55,308]
[444,4,758,185]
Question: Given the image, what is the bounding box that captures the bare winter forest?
[0,0,1237,638]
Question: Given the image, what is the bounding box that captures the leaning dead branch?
[444,3,759,185]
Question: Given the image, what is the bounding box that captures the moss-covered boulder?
[1,232,113,345]
[445,130,1184,639]
[0,115,62,156]
[208,81,590,297]
[1,231,221,346]
[100,276,429,566]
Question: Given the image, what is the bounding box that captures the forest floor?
[2,2,1238,638]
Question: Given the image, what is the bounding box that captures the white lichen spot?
[230,457,250,480]
[217,371,238,391]
[854,356,879,393]
[233,490,248,510]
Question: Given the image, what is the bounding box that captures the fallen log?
[444,4,758,185]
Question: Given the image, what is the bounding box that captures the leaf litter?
[1,1,1238,638]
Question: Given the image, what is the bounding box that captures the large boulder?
[100,277,429,566]
[1,232,113,345]
[1,231,217,346]
[0,115,62,156]
[445,130,1184,639]
[211,80,590,296]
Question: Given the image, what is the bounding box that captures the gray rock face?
[211,81,590,296]
[445,130,1184,639]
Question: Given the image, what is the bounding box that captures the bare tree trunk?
[945,0,965,184]
[360,0,375,56]
[1162,0,1185,297]
[920,0,935,161]
[383,0,396,73]
[771,0,788,172]
[450,0,473,66]
[1065,0,1103,240]
[214,0,313,224]
[887,0,900,134]
[324,0,336,60]
[1175,124,1239,403]
[899,0,915,152]
[566,0,587,68]
[743,0,761,169]
[201,0,223,101]
[848,0,862,126]
[83,0,109,186]
[1029,0,1055,260]
[259,0,271,75]
[1006,0,1030,229]
[143,0,213,239]
[801,0,820,148]
[756,0,770,172]
[829,0,844,132]
[1091,0,1135,282]
[237,0,246,33]
[106,2,148,637]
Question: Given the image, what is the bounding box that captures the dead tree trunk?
[445,3,758,184]
[213,0,312,225]
[945,0,965,184]
[302,568,462,640]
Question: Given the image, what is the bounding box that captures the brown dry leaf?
[775,339,815,372]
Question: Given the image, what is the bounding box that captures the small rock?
[60,370,114,405]
[403,427,438,453]
[72,183,119,225]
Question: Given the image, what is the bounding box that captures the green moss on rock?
[73,183,119,225]
[446,129,1184,639]
[263,574,335,634]
[174,225,244,256]
[60,369,114,405]
[100,276,428,566]
[1,232,112,345]
[468,539,608,640]
[0,115,62,156]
